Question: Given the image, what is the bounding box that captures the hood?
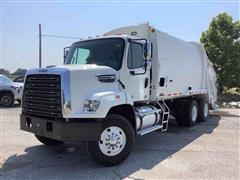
[57,64,117,74]
[26,64,120,118]
[28,64,118,75]
[1,81,23,88]
[63,64,120,117]
[12,82,24,87]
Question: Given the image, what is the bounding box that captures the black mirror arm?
[63,47,70,63]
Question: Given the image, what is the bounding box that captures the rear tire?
[87,114,135,166]
[197,99,209,122]
[0,92,14,107]
[35,135,64,145]
[175,101,186,126]
[182,100,198,127]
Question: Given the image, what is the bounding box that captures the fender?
[67,90,133,119]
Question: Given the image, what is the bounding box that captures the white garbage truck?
[20,23,217,166]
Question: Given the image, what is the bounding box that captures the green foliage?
[200,13,240,93]
[0,68,11,76]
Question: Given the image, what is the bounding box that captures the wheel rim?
[204,103,209,117]
[2,96,12,106]
[99,126,126,156]
[191,105,198,122]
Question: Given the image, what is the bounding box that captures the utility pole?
[39,23,42,68]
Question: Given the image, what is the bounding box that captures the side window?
[128,43,143,69]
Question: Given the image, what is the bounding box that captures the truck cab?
[64,36,152,103]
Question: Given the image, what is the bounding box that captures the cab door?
[122,42,150,102]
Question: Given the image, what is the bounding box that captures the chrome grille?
[22,74,62,118]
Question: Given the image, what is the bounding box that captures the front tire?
[35,135,64,145]
[87,114,135,166]
[0,92,14,107]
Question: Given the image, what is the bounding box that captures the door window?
[128,43,143,69]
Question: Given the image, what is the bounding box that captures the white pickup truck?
[0,75,23,107]
[20,23,217,166]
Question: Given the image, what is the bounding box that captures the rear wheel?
[35,135,64,145]
[0,92,14,107]
[182,100,198,126]
[87,114,135,166]
[197,99,209,122]
[175,101,186,126]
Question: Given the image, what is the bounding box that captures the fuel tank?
[135,105,162,131]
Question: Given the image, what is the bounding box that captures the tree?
[12,68,27,76]
[0,68,10,76]
[200,13,240,93]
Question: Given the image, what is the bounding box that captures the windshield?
[65,38,125,70]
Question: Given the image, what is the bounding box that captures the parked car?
[14,75,25,83]
[0,74,23,107]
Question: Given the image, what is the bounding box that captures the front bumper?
[20,114,102,142]
[14,89,22,100]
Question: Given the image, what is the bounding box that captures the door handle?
[144,78,149,88]
[130,71,135,75]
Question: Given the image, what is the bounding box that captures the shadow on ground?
[0,102,20,109]
[1,114,221,179]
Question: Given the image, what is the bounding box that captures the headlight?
[10,85,20,93]
[83,100,100,112]
[10,85,19,90]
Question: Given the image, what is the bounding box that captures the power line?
[11,35,38,70]
[42,34,82,40]
[10,33,79,71]
[10,33,81,71]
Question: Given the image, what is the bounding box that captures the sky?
[1,0,239,72]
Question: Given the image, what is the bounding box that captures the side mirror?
[144,59,152,70]
[144,41,152,60]
[63,47,70,63]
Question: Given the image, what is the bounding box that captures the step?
[137,125,163,136]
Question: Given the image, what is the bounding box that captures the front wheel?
[87,114,135,166]
[0,92,14,107]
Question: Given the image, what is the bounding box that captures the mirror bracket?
[63,47,70,63]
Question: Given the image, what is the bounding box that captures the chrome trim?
[137,125,162,136]
[61,69,71,116]
[25,67,72,117]
[96,74,117,83]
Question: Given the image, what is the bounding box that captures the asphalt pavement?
[0,106,239,179]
